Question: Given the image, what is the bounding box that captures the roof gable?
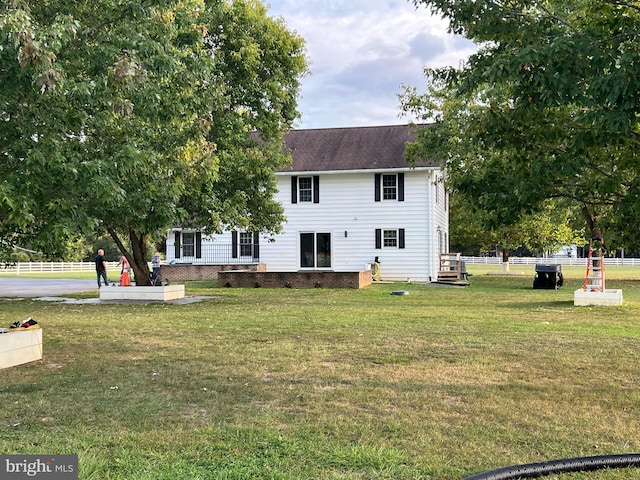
[277,124,434,173]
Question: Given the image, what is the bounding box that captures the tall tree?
[401,0,640,253]
[0,0,307,284]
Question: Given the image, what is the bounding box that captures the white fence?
[462,256,640,267]
[1,262,121,274]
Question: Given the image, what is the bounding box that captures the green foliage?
[403,0,640,251]
[450,196,585,256]
[0,0,308,275]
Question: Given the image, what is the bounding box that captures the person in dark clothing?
[95,249,108,288]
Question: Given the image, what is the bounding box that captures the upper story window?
[375,173,404,202]
[298,177,313,202]
[291,175,320,204]
[382,175,397,200]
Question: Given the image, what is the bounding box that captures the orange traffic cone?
[120,270,131,286]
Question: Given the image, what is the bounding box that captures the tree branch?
[530,0,581,34]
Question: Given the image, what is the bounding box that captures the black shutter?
[174,231,181,259]
[374,174,381,202]
[231,231,238,259]
[375,229,382,249]
[253,232,260,260]
[398,173,404,202]
[291,176,298,204]
[313,175,320,203]
[196,232,202,258]
[399,229,405,249]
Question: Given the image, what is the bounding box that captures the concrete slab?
[574,289,623,306]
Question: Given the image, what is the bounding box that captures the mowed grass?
[1,266,640,479]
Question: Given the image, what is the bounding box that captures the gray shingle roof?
[277,124,435,173]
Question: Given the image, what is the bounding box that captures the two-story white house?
[166,124,448,282]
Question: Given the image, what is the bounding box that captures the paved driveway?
[0,277,97,297]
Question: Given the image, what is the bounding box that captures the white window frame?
[383,229,398,248]
[182,232,196,257]
[382,174,397,200]
[239,232,254,257]
[298,177,313,202]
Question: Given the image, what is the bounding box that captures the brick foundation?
[159,263,265,282]
[217,270,373,289]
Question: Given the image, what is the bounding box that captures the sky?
[265,0,476,130]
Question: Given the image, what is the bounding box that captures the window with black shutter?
[375,228,405,249]
[293,175,319,203]
[375,173,404,201]
[234,231,260,259]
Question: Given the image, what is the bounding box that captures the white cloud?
[266,0,476,129]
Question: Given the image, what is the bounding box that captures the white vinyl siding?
[260,169,442,281]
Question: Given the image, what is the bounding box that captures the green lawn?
[1,266,640,479]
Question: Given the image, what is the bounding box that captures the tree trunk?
[107,226,152,286]
[129,229,151,286]
[502,248,510,272]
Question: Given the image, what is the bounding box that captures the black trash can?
[533,264,563,289]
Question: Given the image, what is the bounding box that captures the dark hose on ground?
[461,454,640,480]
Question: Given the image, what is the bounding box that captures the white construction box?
[99,284,185,301]
[574,289,623,306]
[0,329,43,369]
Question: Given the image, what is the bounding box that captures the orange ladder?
[583,238,605,292]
